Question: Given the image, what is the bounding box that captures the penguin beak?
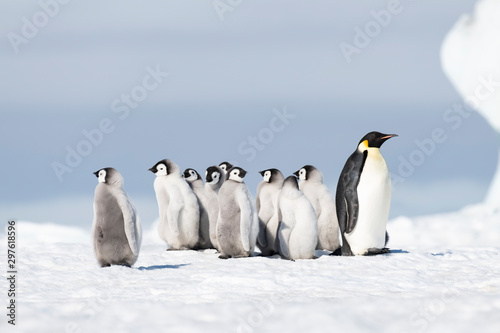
[293,170,300,177]
[378,134,398,145]
[381,134,398,140]
[148,167,156,173]
[93,171,99,177]
[258,170,265,177]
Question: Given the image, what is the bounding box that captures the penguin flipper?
[116,190,141,256]
[278,223,291,260]
[257,218,268,248]
[237,190,253,253]
[336,151,367,235]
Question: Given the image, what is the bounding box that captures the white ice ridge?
[441,0,500,206]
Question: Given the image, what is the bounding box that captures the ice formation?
[441,0,500,206]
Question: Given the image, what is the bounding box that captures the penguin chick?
[206,165,225,193]
[278,176,318,260]
[256,168,284,256]
[149,159,200,250]
[217,167,259,259]
[92,168,142,267]
[219,162,234,174]
[184,168,213,250]
[219,161,234,180]
[295,165,340,252]
[205,165,224,250]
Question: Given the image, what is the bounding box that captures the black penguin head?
[294,165,318,181]
[94,167,123,186]
[206,166,223,184]
[359,132,398,149]
[219,162,234,172]
[149,159,176,177]
[183,168,200,182]
[259,168,283,184]
[227,166,247,183]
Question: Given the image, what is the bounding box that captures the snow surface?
[1,205,500,333]
[441,0,500,204]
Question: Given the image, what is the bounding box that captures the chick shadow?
[137,263,191,271]
[388,249,409,255]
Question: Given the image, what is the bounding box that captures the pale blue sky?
[1,0,497,227]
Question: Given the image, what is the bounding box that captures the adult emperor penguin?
[256,168,285,256]
[205,165,224,250]
[91,168,142,267]
[336,131,398,256]
[278,176,318,260]
[294,165,340,252]
[183,168,212,250]
[149,159,200,250]
[217,167,259,259]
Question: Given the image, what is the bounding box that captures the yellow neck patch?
[358,140,369,152]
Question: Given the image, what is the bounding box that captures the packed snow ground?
[1,204,499,333]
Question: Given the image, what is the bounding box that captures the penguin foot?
[366,248,390,256]
[218,255,230,260]
[330,247,342,256]
[260,250,278,257]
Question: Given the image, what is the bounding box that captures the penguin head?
[183,168,200,182]
[259,168,284,184]
[219,162,234,172]
[94,167,123,186]
[227,166,247,183]
[206,166,223,185]
[282,175,299,191]
[294,165,323,183]
[149,159,180,177]
[358,132,398,150]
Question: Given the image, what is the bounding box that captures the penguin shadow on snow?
[388,249,409,255]
[137,263,191,271]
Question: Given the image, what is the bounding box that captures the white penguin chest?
[346,149,391,254]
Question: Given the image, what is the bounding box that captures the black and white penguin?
[92,168,142,267]
[335,131,398,256]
